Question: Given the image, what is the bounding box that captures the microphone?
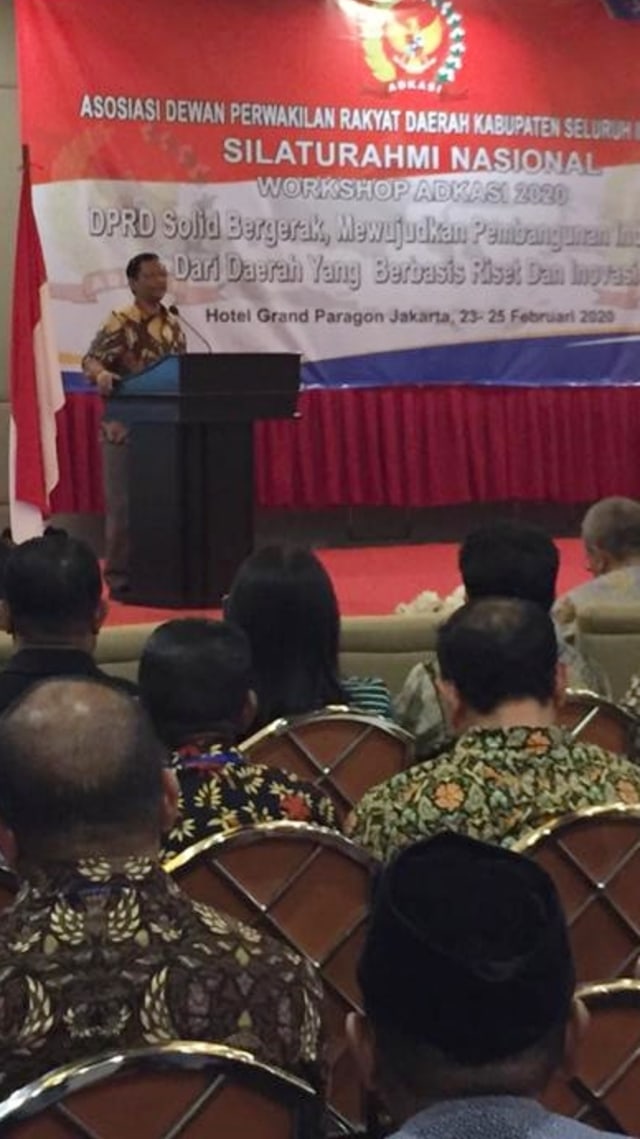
[168,304,214,353]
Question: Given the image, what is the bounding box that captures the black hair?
[224,546,345,729]
[437,597,558,714]
[459,521,559,612]
[138,618,252,748]
[0,679,166,847]
[126,252,161,281]
[4,534,102,639]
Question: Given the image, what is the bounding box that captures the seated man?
[138,618,338,859]
[396,520,606,758]
[0,679,324,1097]
[347,832,618,1139]
[348,598,640,862]
[0,534,137,712]
[554,496,640,637]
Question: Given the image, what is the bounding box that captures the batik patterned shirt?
[0,858,324,1097]
[84,302,186,379]
[162,744,339,860]
[347,724,640,862]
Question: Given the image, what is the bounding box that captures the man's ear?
[0,601,13,636]
[586,543,608,577]
[0,822,17,870]
[160,768,180,835]
[560,998,590,1078]
[92,598,108,635]
[239,689,258,734]
[436,678,463,731]
[553,662,568,707]
[346,1012,377,1092]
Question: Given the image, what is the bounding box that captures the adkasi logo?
[360,0,465,93]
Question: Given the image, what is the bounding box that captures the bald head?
[582,497,640,571]
[0,679,167,856]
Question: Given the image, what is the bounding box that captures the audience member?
[138,618,338,858]
[0,535,137,712]
[622,673,640,717]
[225,545,393,728]
[348,832,618,1139]
[348,598,640,861]
[396,521,606,757]
[0,679,324,1096]
[554,497,640,637]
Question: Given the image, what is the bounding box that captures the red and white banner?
[13,0,640,387]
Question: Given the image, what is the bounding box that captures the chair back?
[0,861,18,913]
[543,980,640,1135]
[339,613,442,696]
[0,1041,318,1139]
[240,709,414,823]
[577,604,640,702]
[166,822,378,1132]
[514,805,640,983]
[557,689,638,757]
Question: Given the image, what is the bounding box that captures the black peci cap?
[358,832,575,1065]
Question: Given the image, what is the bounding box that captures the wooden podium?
[108,352,300,608]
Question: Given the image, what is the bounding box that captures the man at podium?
[82,253,186,599]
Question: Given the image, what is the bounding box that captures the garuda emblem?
[361,0,465,93]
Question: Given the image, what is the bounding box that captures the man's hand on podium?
[96,369,119,396]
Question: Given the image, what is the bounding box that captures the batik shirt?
[84,302,186,379]
[347,724,640,862]
[0,858,324,1097]
[162,744,339,860]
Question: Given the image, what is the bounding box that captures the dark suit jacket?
[0,647,138,715]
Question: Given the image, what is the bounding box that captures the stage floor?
[104,537,588,625]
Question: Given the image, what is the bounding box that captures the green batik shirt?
[347,724,640,862]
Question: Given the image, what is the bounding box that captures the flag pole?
[9,141,65,543]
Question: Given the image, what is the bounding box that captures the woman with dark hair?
[225,545,393,731]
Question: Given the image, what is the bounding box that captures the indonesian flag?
[9,150,64,543]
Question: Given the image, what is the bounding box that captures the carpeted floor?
[104,537,589,625]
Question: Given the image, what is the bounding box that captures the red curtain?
[51,385,640,514]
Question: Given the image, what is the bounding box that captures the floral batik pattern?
[161,745,339,860]
[347,724,640,862]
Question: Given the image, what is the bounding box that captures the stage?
[103,536,589,626]
[53,385,640,518]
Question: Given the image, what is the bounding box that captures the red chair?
[166,821,378,1133]
[0,1041,318,1139]
[240,708,414,823]
[514,804,640,982]
[0,861,18,913]
[557,690,638,758]
[544,979,640,1135]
